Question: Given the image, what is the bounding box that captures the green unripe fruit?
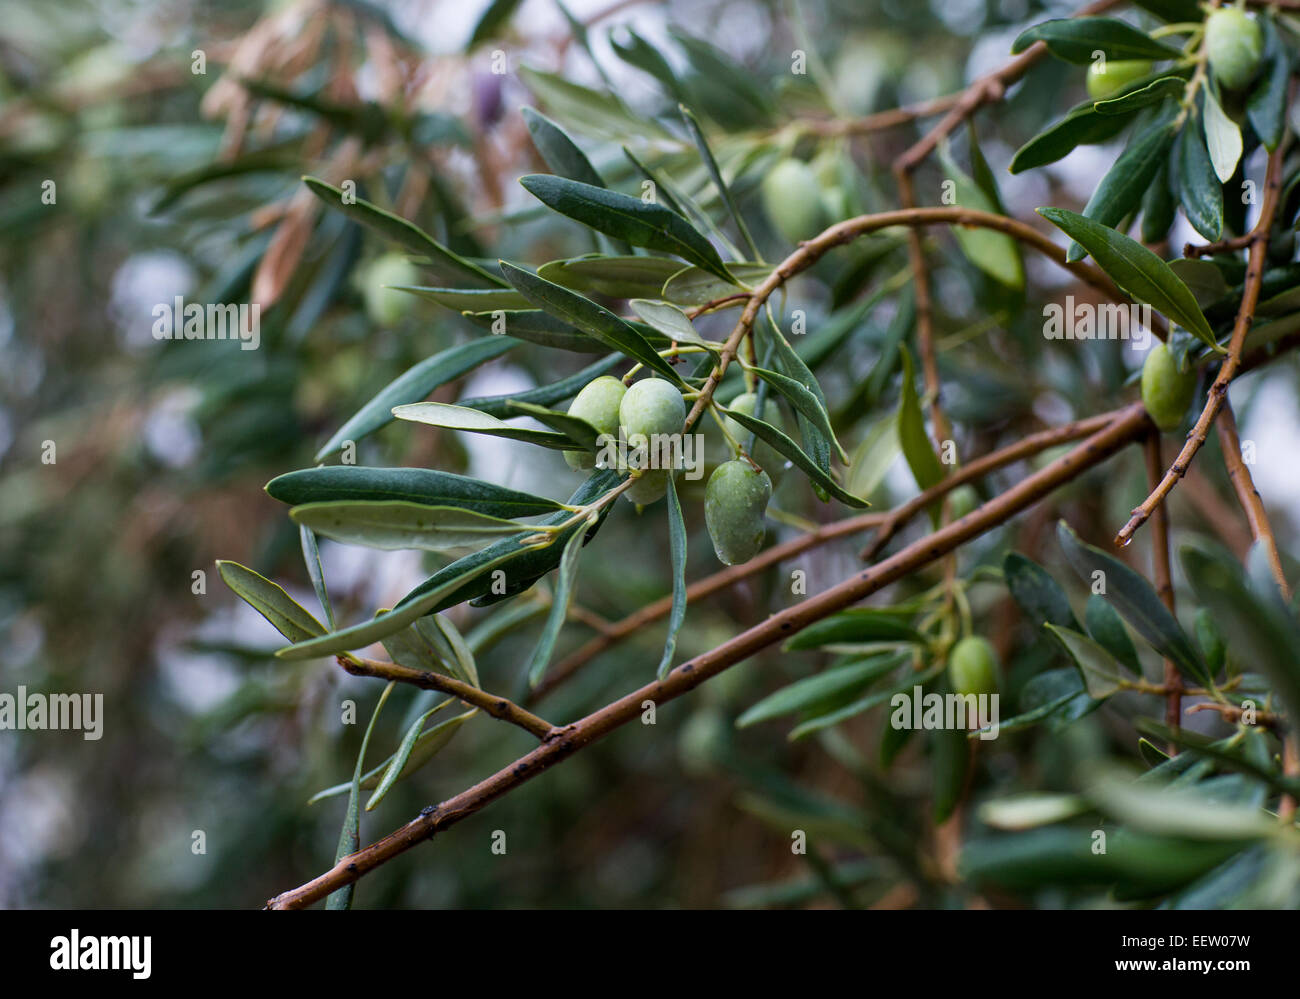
[705,460,772,566]
[723,392,786,480]
[1205,9,1263,91]
[363,253,418,326]
[619,378,685,469]
[1085,59,1153,100]
[948,636,999,698]
[564,376,626,471]
[623,468,672,507]
[761,159,829,244]
[1141,343,1197,432]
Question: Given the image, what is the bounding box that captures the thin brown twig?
[339,656,556,740]
[1216,399,1291,599]
[1115,141,1289,547]
[1145,435,1182,747]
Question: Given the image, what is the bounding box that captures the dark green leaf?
[784,609,921,650]
[526,525,587,688]
[537,255,686,299]
[289,502,530,552]
[1175,117,1224,242]
[303,177,502,287]
[500,261,687,384]
[1045,624,1123,698]
[457,355,622,417]
[522,107,604,187]
[460,309,605,353]
[1093,75,1185,114]
[467,0,523,47]
[1057,521,1210,685]
[1068,123,1176,262]
[1004,552,1081,631]
[1011,18,1182,63]
[1246,15,1290,152]
[519,174,733,283]
[1038,208,1218,349]
[328,681,393,909]
[393,401,580,450]
[896,345,944,523]
[657,474,688,679]
[266,465,566,518]
[1085,593,1143,675]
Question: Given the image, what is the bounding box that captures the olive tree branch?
[1115,139,1289,547]
[339,656,557,740]
[267,401,1152,909]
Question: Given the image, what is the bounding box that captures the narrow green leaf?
[1056,521,1210,685]
[657,474,688,679]
[289,501,531,552]
[303,177,502,287]
[538,255,685,299]
[1067,123,1176,262]
[661,262,772,305]
[1037,207,1218,350]
[737,654,904,728]
[299,525,335,630]
[518,66,672,141]
[628,299,722,360]
[504,400,603,451]
[896,345,944,523]
[460,309,605,353]
[784,609,921,650]
[1004,553,1081,631]
[1246,16,1289,152]
[275,547,527,660]
[217,561,324,642]
[421,614,479,688]
[787,662,942,740]
[846,416,900,501]
[1011,103,1134,174]
[750,365,847,464]
[315,337,517,460]
[526,525,587,688]
[1093,75,1185,114]
[393,401,580,450]
[522,107,604,187]
[679,104,760,259]
[1202,89,1242,184]
[1011,17,1182,63]
[328,681,393,909]
[519,174,733,284]
[456,355,622,418]
[1176,119,1224,241]
[389,285,530,311]
[500,261,686,384]
[1085,593,1143,675]
[1045,624,1124,698]
[266,465,566,518]
[937,142,1024,287]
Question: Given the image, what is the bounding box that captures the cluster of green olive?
[1088,9,1263,99]
[564,375,775,565]
[759,153,849,244]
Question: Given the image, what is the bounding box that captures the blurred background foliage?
[2,0,1298,909]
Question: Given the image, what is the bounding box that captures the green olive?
[564,375,626,471]
[362,253,418,327]
[761,158,829,244]
[1085,59,1153,100]
[1141,343,1197,433]
[722,391,786,480]
[948,636,999,698]
[619,378,685,470]
[1205,9,1264,91]
[704,460,772,565]
[623,468,672,507]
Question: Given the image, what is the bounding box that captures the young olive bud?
[1085,59,1153,100]
[704,460,772,566]
[564,375,626,471]
[948,635,999,698]
[1205,9,1264,92]
[1140,343,1197,433]
[761,158,829,244]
